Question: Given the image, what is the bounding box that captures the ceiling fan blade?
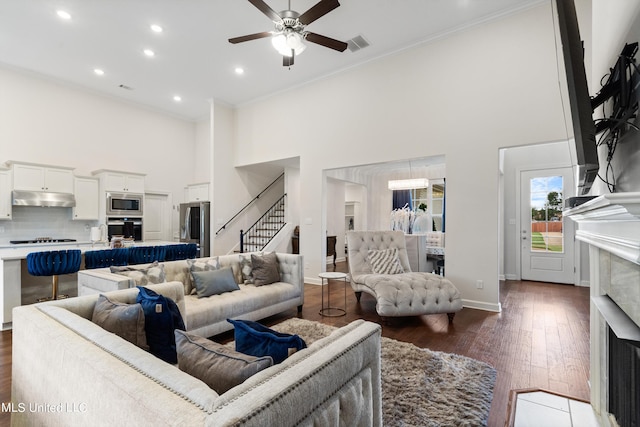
[298,0,340,25]
[305,32,348,52]
[283,51,294,67]
[248,0,282,23]
[228,31,273,44]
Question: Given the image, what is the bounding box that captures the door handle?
[182,207,191,240]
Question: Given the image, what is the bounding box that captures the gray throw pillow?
[187,257,220,295]
[174,330,273,394]
[367,248,405,274]
[110,261,166,286]
[91,294,149,351]
[251,252,281,286]
[192,268,240,298]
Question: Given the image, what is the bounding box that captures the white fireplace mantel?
[565,191,640,426]
[564,192,640,265]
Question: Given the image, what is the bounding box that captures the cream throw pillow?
[367,248,405,274]
[110,261,166,287]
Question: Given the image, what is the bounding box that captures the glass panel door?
[529,176,564,253]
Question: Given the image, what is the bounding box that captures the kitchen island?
[0,240,176,330]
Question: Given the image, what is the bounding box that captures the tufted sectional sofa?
[346,230,462,320]
[11,282,383,426]
[77,252,304,338]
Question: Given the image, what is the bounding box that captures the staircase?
[240,194,287,253]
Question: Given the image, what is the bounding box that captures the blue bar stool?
[128,246,166,265]
[165,243,198,261]
[84,248,129,269]
[26,250,82,302]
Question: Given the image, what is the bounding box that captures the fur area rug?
[271,318,496,427]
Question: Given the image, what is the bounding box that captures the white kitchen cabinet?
[0,169,12,220]
[93,170,145,193]
[11,162,74,193]
[185,183,209,201]
[73,176,99,220]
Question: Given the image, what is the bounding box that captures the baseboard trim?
[499,274,506,281]
[505,274,518,280]
[577,280,590,287]
[462,299,502,313]
[305,277,322,286]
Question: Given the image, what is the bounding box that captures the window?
[529,176,563,252]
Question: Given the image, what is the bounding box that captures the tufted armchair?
[346,230,462,322]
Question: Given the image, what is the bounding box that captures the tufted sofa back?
[346,230,412,275]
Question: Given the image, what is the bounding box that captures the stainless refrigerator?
[179,201,210,257]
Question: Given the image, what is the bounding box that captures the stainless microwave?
[106,192,143,217]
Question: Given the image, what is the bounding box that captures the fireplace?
[564,192,640,427]
[608,326,640,426]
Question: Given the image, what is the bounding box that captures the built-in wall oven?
[106,192,143,217]
[107,217,143,241]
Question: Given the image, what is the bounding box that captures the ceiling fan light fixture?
[272,31,306,57]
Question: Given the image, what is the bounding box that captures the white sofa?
[11,282,383,426]
[77,252,303,338]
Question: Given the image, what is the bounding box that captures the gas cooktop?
[10,238,77,244]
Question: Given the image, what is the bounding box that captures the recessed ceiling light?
[94,68,105,76]
[234,67,245,75]
[56,10,71,20]
[150,24,163,33]
[143,49,155,57]
[173,95,182,102]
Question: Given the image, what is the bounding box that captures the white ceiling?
[0,0,543,121]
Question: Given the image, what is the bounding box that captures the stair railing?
[215,172,284,236]
[240,194,287,253]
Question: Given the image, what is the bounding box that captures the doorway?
[520,167,575,284]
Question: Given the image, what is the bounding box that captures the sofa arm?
[212,320,382,426]
[276,253,304,292]
[77,269,133,296]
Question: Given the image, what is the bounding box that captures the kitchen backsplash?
[0,207,98,244]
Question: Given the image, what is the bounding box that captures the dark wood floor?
[0,262,590,427]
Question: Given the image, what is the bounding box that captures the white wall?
[210,102,286,254]
[0,66,197,243]
[223,3,568,310]
[0,68,196,187]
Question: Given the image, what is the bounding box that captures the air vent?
[118,84,134,90]
[347,35,370,53]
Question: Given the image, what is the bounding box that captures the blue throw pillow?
[227,319,306,364]
[136,286,186,363]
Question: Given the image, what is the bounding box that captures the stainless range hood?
[12,190,76,208]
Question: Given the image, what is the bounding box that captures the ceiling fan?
[229,0,348,67]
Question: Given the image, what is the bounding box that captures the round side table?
[319,272,347,317]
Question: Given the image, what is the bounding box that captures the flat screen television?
[556,0,599,195]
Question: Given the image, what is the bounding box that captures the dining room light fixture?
[271,30,306,57]
[56,10,71,20]
[387,178,429,190]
